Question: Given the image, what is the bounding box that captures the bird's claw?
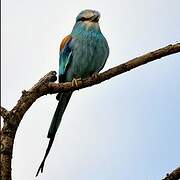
[92,72,99,79]
[72,78,81,87]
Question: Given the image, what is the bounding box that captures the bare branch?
[5,43,179,129]
[1,71,57,180]
[48,43,180,93]
[1,42,180,180]
[7,71,57,129]
[0,106,9,120]
[162,167,180,180]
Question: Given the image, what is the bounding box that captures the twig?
[0,106,9,120]
[162,167,180,180]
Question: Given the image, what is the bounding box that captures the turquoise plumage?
[36,9,109,176]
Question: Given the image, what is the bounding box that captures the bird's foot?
[92,72,99,79]
[72,78,82,87]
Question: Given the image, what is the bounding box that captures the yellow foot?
[72,78,81,87]
[92,72,99,79]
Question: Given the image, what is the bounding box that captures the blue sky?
[1,0,180,180]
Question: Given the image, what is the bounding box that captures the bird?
[36,9,109,176]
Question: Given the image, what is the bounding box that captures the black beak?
[91,15,100,22]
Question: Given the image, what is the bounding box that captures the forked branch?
[0,43,180,180]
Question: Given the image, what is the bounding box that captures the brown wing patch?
[60,35,72,51]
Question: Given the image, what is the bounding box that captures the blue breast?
[65,25,109,81]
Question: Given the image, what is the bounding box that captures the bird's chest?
[71,35,106,77]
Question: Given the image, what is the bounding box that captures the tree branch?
[1,42,180,180]
[48,43,180,93]
[0,106,9,120]
[162,167,180,180]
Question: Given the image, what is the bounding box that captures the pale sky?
[1,0,180,180]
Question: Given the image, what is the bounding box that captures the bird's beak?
[91,15,100,22]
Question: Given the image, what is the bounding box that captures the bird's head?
[76,9,100,23]
[73,10,101,32]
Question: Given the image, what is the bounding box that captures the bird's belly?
[66,38,108,81]
[73,52,102,76]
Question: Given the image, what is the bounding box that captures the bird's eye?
[78,17,90,22]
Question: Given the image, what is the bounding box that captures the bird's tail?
[36,91,73,177]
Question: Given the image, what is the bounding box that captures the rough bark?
[162,167,180,180]
[0,43,180,180]
[0,73,57,180]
